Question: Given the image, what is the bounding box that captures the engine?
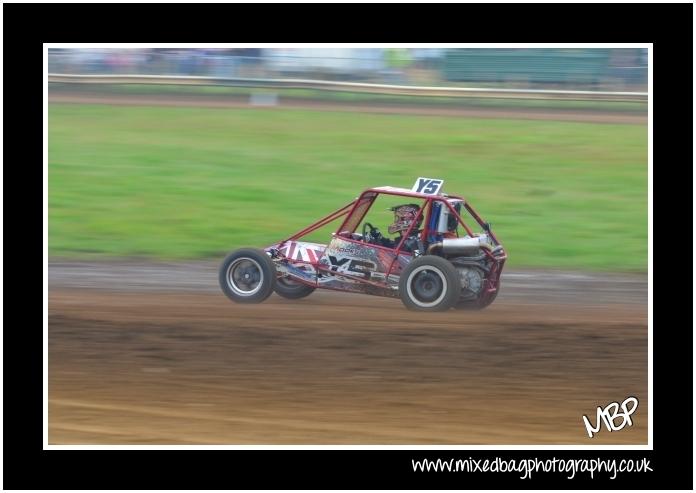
[456,265,485,299]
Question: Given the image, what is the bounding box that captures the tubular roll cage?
[275,187,507,287]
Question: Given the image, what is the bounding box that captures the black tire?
[398,256,461,311]
[274,276,316,299]
[219,248,276,303]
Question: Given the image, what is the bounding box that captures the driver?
[366,203,423,252]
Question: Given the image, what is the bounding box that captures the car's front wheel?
[219,248,276,303]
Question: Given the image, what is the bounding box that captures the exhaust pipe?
[427,236,492,255]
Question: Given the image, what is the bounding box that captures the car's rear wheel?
[219,248,276,303]
[274,276,316,299]
[398,256,460,311]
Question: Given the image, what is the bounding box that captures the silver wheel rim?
[226,258,264,296]
[406,265,448,308]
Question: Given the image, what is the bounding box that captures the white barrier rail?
[47,73,648,102]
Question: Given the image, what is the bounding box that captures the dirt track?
[48,262,648,445]
[48,91,647,125]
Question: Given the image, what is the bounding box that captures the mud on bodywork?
[266,240,324,285]
[316,237,411,295]
[270,237,411,297]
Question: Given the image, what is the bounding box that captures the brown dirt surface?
[48,262,648,445]
[47,91,647,125]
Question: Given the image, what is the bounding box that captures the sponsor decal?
[282,241,325,263]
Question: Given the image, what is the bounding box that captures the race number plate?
[412,177,444,195]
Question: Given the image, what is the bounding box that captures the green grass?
[48,103,648,271]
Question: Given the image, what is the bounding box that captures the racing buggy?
[219,178,507,311]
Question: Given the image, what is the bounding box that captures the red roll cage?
[285,187,500,243]
[278,185,503,263]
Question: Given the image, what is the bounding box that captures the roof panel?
[367,186,464,201]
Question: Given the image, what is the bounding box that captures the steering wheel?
[362,222,381,244]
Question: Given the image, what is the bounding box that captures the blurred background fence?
[48,48,648,92]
